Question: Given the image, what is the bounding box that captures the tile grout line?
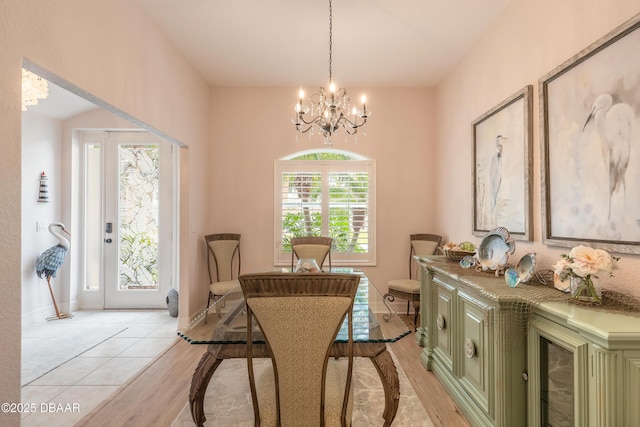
[21,310,177,426]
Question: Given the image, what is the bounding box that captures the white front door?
[80,131,176,309]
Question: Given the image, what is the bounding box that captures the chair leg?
[382,293,394,322]
[215,295,223,318]
[406,300,410,315]
[412,301,420,330]
[204,291,213,324]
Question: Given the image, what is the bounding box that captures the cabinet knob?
[464,338,475,358]
[436,314,446,330]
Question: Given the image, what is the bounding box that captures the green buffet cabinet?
[528,301,640,426]
[417,258,529,426]
[417,257,640,427]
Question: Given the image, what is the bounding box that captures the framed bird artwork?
[471,85,533,241]
[540,11,640,254]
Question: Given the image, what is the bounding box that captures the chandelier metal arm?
[294,122,315,134]
[294,114,325,127]
[294,106,368,129]
[292,0,370,146]
[341,115,368,128]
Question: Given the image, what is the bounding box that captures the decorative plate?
[476,227,516,273]
[516,253,536,283]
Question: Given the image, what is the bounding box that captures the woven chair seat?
[209,279,240,296]
[388,279,420,294]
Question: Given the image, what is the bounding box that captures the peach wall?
[0,0,210,422]
[205,86,438,305]
[435,0,640,296]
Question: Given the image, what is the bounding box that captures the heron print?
[544,20,640,244]
[473,89,529,237]
[582,94,635,221]
[489,135,508,227]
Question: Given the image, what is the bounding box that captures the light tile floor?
[21,310,177,426]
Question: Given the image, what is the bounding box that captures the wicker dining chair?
[204,233,241,318]
[290,236,333,272]
[240,272,360,426]
[384,233,442,328]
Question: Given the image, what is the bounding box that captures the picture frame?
[540,13,640,254]
[472,85,533,241]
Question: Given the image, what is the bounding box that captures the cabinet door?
[435,282,454,370]
[625,350,640,426]
[528,314,590,427]
[458,291,492,414]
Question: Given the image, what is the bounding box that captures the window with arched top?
[274,149,376,266]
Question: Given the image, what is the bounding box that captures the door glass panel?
[84,143,102,291]
[118,144,159,290]
[540,337,574,426]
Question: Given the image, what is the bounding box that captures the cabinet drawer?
[458,292,492,413]
[435,282,454,370]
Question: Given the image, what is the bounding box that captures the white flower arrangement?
[553,245,619,301]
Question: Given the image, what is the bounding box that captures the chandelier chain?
[328,0,332,83]
[292,0,369,146]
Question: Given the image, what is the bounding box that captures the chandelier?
[22,68,49,111]
[292,0,370,146]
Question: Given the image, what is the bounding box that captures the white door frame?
[78,130,178,309]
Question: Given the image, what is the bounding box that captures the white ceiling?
[27,0,510,119]
[136,0,510,87]
[26,81,97,120]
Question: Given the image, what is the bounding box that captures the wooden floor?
[76,315,469,427]
[390,315,470,427]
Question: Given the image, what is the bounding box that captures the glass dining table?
[178,269,411,427]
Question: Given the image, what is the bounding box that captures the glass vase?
[569,275,602,303]
[294,258,320,273]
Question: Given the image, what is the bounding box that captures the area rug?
[172,351,434,426]
[21,321,128,385]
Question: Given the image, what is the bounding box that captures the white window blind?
[275,159,376,266]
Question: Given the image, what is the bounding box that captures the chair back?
[205,233,241,283]
[409,234,442,279]
[240,272,360,426]
[291,236,333,271]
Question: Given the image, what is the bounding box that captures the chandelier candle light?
[292,0,370,146]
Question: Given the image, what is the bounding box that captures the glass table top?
[177,269,411,345]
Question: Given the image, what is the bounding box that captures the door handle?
[105,238,113,244]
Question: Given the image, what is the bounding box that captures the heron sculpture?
[583,93,635,220]
[36,222,72,320]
